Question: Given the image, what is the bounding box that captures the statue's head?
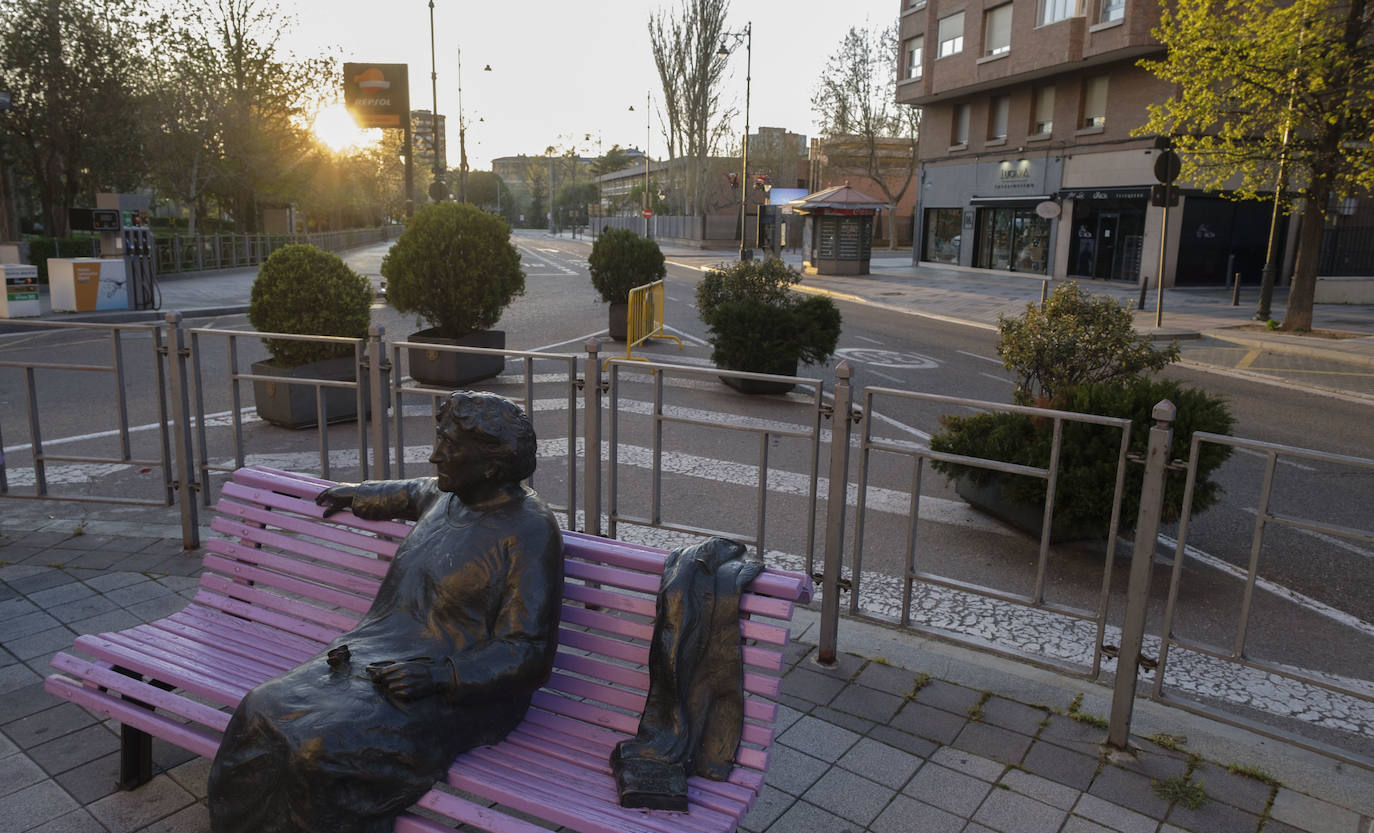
[435,391,537,487]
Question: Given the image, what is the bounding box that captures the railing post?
[164,312,201,549]
[367,324,389,480]
[582,338,602,536]
[1108,399,1176,749]
[818,361,854,665]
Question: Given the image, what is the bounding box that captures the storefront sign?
[344,63,410,129]
[1059,188,1149,202]
[986,159,1044,193]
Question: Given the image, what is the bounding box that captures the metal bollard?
[164,311,201,549]
[1107,400,1176,749]
[583,339,602,536]
[818,361,855,665]
[367,324,389,480]
[1232,272,1241,307]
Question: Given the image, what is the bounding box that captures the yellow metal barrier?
[607,280,683,369]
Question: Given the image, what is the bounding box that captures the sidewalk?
[2,514,1371,833]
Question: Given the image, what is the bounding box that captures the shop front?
[1059,187,1149,282]
[970,201,1053,274]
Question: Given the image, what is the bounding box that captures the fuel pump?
[95,193,158,311]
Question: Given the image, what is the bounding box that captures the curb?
[1201,329,1374,370]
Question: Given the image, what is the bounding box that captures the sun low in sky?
[313,103,381,154]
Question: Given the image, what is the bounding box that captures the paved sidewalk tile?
[853,661,919,696]
[1022,739,1102,791]
[801,767,894,827]
[86,774,196,832]
[776,714,861,763]
[904,762,993,816]
[763,799,854,833]
[1268,789,1363,833]
[829,683,904,723]
[1073,793,1162,833]
[763,743,831,796]
[1000,768,1081,810]
[913,680,984,716]
[1089,763,1172,819]
[929,746,1006,782]
[890,701,968,745]
[25,808,108,833]
[740,784,791,832]
[1041,713,1109,756]
[1,780,81,832]
[973,788,1069,833]
[781,666,847,706]
[3,703,97,749]
[980,696,1051,735]
[870,795,965,833]
[836,736,922,789]
[1188,763,1276,815]
[1165,798,1260,833]
[952,720,1033,765]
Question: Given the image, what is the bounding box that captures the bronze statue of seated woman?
[208,391,563,833]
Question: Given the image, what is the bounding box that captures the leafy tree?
[465,170,514,221]
[997,281,1180,406]
[649,0,736,215]
[811,23,921,249]
[590,144,633,177]
[0,0,150,235]
[1138,0,1374,332]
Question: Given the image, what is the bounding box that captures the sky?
[290,0,899,170]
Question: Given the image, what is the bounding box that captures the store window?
[938,12,965,57]
[1100,0,1125,22]
[952,102,970,146]
[984,4,1013,56]
[1039,0,1084,26]
[1082,76,1108,129]
[906,36,924,79]
[989,96,1010,140]
[924,209,963,264]
[1032,86,1055,135]
[1067,192,1147,280]
[975,207,1051,274]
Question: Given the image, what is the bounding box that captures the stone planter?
[718,358,799,395]
[607,302,630,342]
[952,472,1099,543]
[252,357,387,430]
[407,328,506,389]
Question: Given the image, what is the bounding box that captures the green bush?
[998,281,1179,405]
[696,258,841,373]
[24,235,99,282]
[587,227,665,304]
[930,378,1234,536]
[248,244,373,367]
[380,202,524,337]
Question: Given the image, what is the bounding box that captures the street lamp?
[718,22,752,261]
[629,93,651,237]
[454,50,488,204]
[426,0,447,202]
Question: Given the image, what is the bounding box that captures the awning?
[969,195,1054,205]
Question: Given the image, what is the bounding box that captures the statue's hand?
[315,484,358,518]
[365,658,451,701]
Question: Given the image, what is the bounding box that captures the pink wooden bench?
[44,465,811,833]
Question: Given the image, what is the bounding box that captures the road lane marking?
[1237,507,1374,560]
[959,350,1003,365]
[834,348,940,369]
[1236,348,1263,369]
[1232,446,1317,471]
[855,335,884,345]
[870,370,905,385]
[980,373,1014,385]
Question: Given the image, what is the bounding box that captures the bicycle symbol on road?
[834,348,940,369]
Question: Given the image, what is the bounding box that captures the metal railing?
[0,319,174,508]
[1149,430,1374,768]
[153,227,403,274]
[3,318,1371,769]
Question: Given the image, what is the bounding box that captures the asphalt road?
[1,230,1370,758]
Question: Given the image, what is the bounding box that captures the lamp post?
[629,95,652,238]
[426,0,447,202]
[718,22,752,261]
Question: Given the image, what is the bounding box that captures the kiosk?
[1,263,40,318]
[787,183,887,276]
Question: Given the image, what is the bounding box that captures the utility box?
[1,264,40,318]
[48,257,127,311]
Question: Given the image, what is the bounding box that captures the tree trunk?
[1283,180,1327,332]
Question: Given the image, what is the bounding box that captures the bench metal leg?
[113,666,155,790]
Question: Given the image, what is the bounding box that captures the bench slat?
[49,652,232,731]
[224,468,413,539]
[198,575,360,634]
[563,556,797,622]
[201,550,377,614]
[211,506,396,574]
[46,675,223,758]
[558,618,784,674]
[189,589,338,647]
[72,633,246,709]
[169,604,323,660]
[156,613,302,672]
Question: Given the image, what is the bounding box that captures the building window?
[1082,76,1108,128]
[952,102,970,146]
[924,208,963,264]
[1032,86,1055,135]
[938,11,965,57]
[989,95,1010,140]
[1100,0,1125,22]
[1039,0,1084,26]
[908,0,926,8]
[984,4,1013,56]
[906,36,924,79]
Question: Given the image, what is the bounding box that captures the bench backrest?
[203,466,811,795]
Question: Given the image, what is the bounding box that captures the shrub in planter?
[246,244,375,428]
[380,202,524,386]
[931,378,1234,539]
[587,228,665,341]
[696,258,841,392]
[998,281,1180,405]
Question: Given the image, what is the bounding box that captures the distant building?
[807,134,919,246]
[411,110,447,177]
[894,0,1306,286]
[748,127,809,190]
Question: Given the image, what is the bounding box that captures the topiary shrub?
[248,244,373,367]
[587,227,665,304]
[695,258,841,374]
[931,377,1234,538]
[380,202,524,338]
[998,281,1180,405]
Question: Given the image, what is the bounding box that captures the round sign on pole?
[1154,150,1182,184]
[1035,200,1061,219]
[641,208,654,219]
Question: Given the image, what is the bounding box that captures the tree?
[811,23,921,249]
[465,170,514,222]
[1138,0,1374,332]
[590,144,633,177]
[0,0,150,235]
[648,0,735,216]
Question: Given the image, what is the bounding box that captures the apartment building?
[896,0,1288,286]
